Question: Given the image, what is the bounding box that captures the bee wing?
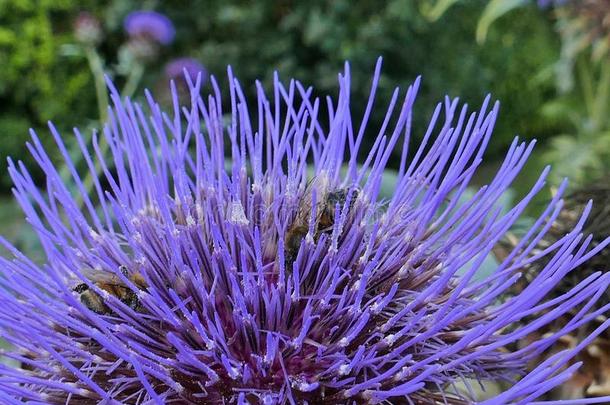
[79,268,121,284]
[290,177,314,222]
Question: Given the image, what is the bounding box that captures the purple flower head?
[124,10,175,45]
[1,59,609,404]
[165,57,208,85]
[538,0,570,8]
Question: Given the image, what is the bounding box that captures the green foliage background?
[4,0,600,257]
[0,0,562,190]
[0,0,100,187]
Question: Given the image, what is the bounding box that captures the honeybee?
[284,184,359,271]
[73,266,148,314]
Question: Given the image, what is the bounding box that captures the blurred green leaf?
[476,0,529,43]
[542,134,607,185]
[420,0,461,22]
[0,0,563,199]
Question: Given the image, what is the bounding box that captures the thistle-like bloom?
[124,10,175,45]
[0,60,609,404]
[165,58,208,85]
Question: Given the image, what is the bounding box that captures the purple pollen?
[124,10,175,45]
[0,58,609,404]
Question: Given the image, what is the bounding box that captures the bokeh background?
[0,2,600,255]
[1,0,610,399]
[1,1,608,264]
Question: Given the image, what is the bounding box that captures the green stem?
[577,57,594,119]
[85,46,109,123]
[122,62,144,99]
[60,47,108,206]
[78,61,145,209]
[75,47,110,208]
[591,60,610,133]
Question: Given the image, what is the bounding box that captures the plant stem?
[78,60,145,209]
[591,59,610,133]
[577,57,594,119]
[60,46,108,207]
[85,46,109,123]
[122,62,144,98]
[75,47,110,208]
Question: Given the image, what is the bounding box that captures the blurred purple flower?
[538,0,571,8]
[124,10,175,45]
[165,57,208,85]
[0,59,609,404]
